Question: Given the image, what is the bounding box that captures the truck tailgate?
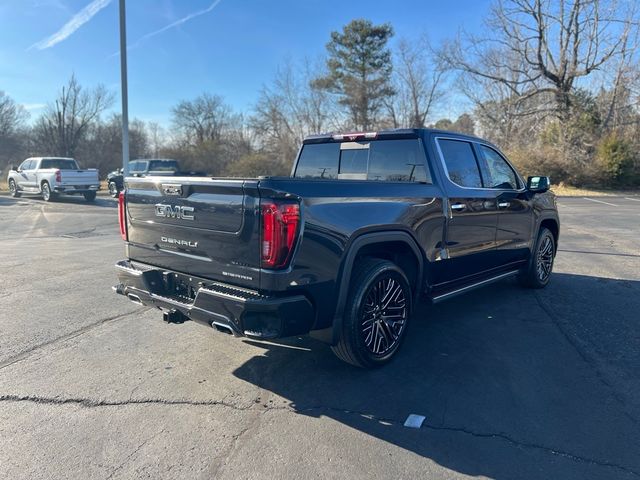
[60,169,99,186]
[124,177,261,290]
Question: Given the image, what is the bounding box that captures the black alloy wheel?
[519,227,555,288]
[536,234,554,283]
[331,258,412,368]
[361,276,408,356]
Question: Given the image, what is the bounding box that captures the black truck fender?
[310,230,425,345]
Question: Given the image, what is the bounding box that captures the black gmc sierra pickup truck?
[114,128,559,368]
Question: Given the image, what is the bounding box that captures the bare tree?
[76,115,149,173]
[441,0,639,119]
[32,75,113,157]
[0,91,27,138]
[0,91,29,170]
[387,38,445,128]
[171,93,236,146]
[250,59,337,165]
[146,121,165,157]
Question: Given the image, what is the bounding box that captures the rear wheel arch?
[330,231,425,345]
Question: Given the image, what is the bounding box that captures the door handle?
[451,203,466,211]
[498,202,510,208]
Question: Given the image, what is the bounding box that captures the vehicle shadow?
[232,273,640,479]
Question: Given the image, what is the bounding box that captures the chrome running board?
[431,270,520,304]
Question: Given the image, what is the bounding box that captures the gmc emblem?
[155,204,195,221]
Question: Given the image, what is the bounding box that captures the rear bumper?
[114,260,315,339]
[54,185,100,194]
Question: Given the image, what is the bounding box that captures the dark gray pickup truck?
[114,128,559,367]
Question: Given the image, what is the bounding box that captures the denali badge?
[155,204,195,220]
[161,236,198,248]
[162,184,182,196]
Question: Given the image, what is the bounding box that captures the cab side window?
[478,145,520,190]
[19,160,32,170]
[438,139,483,188]
[129,161,141,174]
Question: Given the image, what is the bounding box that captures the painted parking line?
[582,197,619,207]
[624,197,640,202]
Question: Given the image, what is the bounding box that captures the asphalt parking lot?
[0,193,639,480]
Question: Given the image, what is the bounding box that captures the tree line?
[2,0,639,187]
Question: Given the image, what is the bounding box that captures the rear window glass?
[339,146,369,176]
[295,143,339,179]
[294,139,430,182]
[40,159,78,169]
[149,160,179,172]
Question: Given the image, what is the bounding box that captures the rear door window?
[368,139,430,182]
[437,139,483,188]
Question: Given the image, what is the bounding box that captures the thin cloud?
[109,0,223,58]
[29,0,112,50]
[22,103,47,111]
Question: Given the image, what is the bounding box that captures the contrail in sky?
[110,0,224,58]
[29,0,112,50]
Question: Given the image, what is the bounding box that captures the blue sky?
[0,0,489,125]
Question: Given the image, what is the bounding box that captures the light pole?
[119,0,130,177]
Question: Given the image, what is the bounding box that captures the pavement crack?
[2,394,638,476]
[0,308,149,371]
[533,291,640,427]
[105,428,166,480]
[0,394,255,411]
[423,422,640,478]
[285,404,640,477]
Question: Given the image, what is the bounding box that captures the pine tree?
[314,19,394,130]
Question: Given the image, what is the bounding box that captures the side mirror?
[527,176,550,193]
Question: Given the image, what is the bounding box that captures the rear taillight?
[55,170,61,182]
[118,191,127,241]
[261,201,300,269]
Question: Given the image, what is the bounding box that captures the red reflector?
[55,170,61,182]
[261,201,300,269]
[118,191,127,241]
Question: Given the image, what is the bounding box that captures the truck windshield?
[148,160,179,172]
[294,139,431,183]
[40,159,79,169]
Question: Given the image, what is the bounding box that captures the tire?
[108,181,119,198]
[331,258,412,368]
[8,179,20,198]
[84,191,97,202]
[519,227,555,289]
[41,182,55,202]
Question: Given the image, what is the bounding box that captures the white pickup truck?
[7,157,100,202]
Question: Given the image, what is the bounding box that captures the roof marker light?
[332,131,378,141]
